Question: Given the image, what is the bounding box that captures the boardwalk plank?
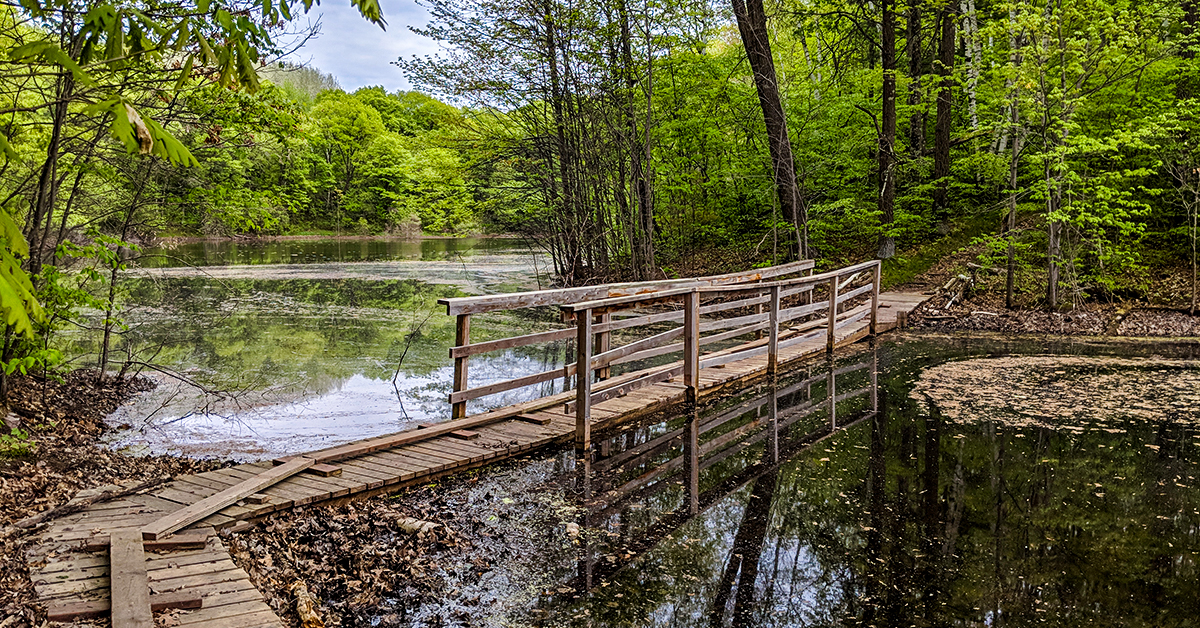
[109,529,152,628]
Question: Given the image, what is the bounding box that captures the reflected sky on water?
[64,237,565,460]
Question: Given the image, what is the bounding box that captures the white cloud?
[285,0,440,92]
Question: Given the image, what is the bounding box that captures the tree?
[731,0,808,259]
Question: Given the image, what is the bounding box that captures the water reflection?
[61,236,564,459]
[442,341,1200,628]
[139,236,530,267]
[566,355,879,599]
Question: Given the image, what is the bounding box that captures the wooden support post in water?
[595,313,611,381]
[767,376,779,464]
[768,285,781,374]
[870,261,881,335]
[575,309,593,451]
[109,529,152,628]
[871,347,879,413]
[684,405,699,516]
[683,290,700,404]
[826,275,840,353]
[828,359,837,430]
[452,314,471,419]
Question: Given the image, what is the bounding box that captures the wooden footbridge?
[25,260,927,627]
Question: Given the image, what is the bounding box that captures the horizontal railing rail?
[564,259,881,449]
[438,260,816,418]
[435,257,882,450]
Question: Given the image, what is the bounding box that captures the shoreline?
[150,233,520,245]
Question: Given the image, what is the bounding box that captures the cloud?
[285,0,440,92]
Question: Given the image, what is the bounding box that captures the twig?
[3,475,171,538]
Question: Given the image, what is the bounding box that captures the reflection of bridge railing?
[438,261,816,418]
[561,353,879,593]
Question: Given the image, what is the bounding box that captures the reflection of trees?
[708,470,778,628]
[537,348,1200,628]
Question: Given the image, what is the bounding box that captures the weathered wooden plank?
[440,260,813,315]
[80,530,212,553]
[110,529,152,628]
[46,591,202,622]
[448,364,569,404]
[141,457,314,541]
[175,606,280,627]
[307,463,343,477]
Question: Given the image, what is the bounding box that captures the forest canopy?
[0,0,1197,391]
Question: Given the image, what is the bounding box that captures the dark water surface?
[402,335,1200,628]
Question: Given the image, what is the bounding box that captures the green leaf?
[0,134,15,161]
[175,55,194,91]
[8,42,97,87]
[0,210,30,257]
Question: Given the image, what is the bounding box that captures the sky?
[285,0,440,93]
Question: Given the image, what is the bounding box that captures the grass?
[882,212,1000,289]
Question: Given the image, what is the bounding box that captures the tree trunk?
[906,0,924,158]
[1004,15,1024,309]
[877,0,897,259]
[620,0,656,280]
[931,7,955,219]
[731,0,807,259]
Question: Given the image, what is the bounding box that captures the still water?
[62,237,566,459]
[392,336,1200,628]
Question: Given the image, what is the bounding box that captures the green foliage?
[0,427,34,457]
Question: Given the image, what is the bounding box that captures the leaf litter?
[911,355,1200,428]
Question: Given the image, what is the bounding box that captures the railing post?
[768,285,780,374]
[755,278,764,339]
[870,261,881,335]
[451,314,470,419]
[595,313,611,380]
[826,275,839,353]
[683,289,700,405]
[575,308,593,451]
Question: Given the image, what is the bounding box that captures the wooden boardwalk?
[27,261,928,627]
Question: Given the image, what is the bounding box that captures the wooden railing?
[562,259,881,449]
[437,260,816,419]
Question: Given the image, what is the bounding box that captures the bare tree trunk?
[877,0,898,259]
[620,0,656,280]
[906,0,924,158]
[931,7,955,219]
[1004,13,1024,309]
[962,0,981,132]
[731,0,807,259]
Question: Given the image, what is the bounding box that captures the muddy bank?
[0,372,223,626]
[906,284,1200,337]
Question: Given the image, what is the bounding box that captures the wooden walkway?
[27,261,928,627]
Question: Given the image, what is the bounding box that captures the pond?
[60,237,569,460]
[388,334,1200,628]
